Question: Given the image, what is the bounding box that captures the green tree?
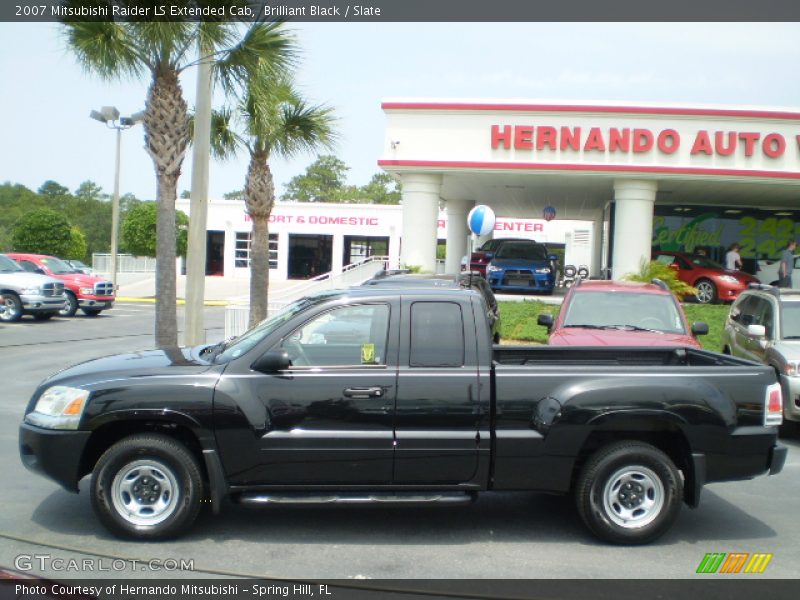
[37,180,70,197]
[64,13,294,347]
[282,155,348,203]
[0,183,46,251]
[74,180,107,201]
[223,189,244,200]
[67,227,88,260]
[121,202,189,258]
[624,259,697,299]
[359,172,401,205]
[211,69,335,325]
[11,209,73,257]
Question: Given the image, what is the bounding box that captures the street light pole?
[90,106,143,291]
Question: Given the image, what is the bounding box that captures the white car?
[757,254,799,288]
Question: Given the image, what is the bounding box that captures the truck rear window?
[410,302,464,367]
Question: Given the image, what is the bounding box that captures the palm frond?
[62,21,147,78]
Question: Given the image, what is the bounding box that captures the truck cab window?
[410,302,464,367]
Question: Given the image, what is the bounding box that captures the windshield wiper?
[602,324,664,333]
[563,324,607,329]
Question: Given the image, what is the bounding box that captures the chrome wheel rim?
[602,466,664,529]
[695,282,714,303]
[111,459,180,526]
[0,297,20,321]
[59,294,76,317]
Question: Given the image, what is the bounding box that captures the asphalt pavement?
[1,305,799,581]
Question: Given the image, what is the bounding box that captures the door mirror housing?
[548,254,559,262]
[251,350,291,373]
[747,324,767,338]
[691,322,709,336]
[537,314,554,330]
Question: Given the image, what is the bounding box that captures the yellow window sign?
[361,343,376,364]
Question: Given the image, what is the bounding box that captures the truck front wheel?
[575,441,683,545]
[91,434,204,540]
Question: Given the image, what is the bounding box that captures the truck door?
[393,297,481,483]
[215,300,398,485]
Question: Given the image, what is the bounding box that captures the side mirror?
[747,324,766,338]
[251,350,291,373]
[537,314,554,330]
[548,254,559,261]
[35,267,46,275]
[691,322,709,336]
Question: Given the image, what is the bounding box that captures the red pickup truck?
[7,253,114,317]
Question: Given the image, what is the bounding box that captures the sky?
[1,22,800,201]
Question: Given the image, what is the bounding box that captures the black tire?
[33,312,55,321]
[59,291,78,317]
[575,441,683,545]
[82,308,103,317]
[91,434,204,540]
[694,279,718,305]
[0,293,23,322]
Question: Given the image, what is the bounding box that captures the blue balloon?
[467,205,496,236]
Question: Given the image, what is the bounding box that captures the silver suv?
[0,254,66,322]
[722,285,800,424]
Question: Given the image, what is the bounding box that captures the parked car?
[466,237,532,276]
[0,254,66,322]
[361,272,501,342]
[5,253,114,317]
[64,259,93,275]
[539,279,708,348]
[721,285,800,424]
[485,240,557,294]
[20,287,786,544]
[757,254,799,288]
[653,251,759,304]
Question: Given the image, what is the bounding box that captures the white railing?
[92,253,157,273]
[224,256,390,339]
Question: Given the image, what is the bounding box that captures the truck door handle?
[343,387,384,399]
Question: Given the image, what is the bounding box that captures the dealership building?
[181,100,800,281]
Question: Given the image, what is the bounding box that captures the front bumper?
[488,271,555,293]
[20,294,65,313]
[77,297,114,310]
[716,280,748,301]
[781,375,800,421]
[19,422,91,492]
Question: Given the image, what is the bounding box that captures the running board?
[235,491,475,506]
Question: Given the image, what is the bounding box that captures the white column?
[400,173,442,272]
[331,234,344,274]
[612,179,657,280]
[445,198,473,274]
[590,208,604,278]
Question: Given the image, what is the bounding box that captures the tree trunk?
[144,66,189,348]
[245,150,275,327]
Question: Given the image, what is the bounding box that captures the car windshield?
[40,257,77,274]
[0,255,24,273]
[689,256,726,270]
[477,239,502,252]
[495,242,548,261]
[562,291,687,334]
[781,301,800,339]
[216,293,340,362]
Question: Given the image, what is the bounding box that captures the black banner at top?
[4,0,800,23]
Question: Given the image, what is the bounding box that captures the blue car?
[485,240,557,294]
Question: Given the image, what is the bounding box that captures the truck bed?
[493,345,753,367]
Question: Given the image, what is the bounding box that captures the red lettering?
[536,126,558,150]
[533,223,544,232]
[560,127,581,151]
[714,131,737,156]
[525,223,533,232]
[738,132,760,157]
[632,129,654,153]
[608,128,631,152]
[762,133,785,158]
[690,130,713,155]
[584,127,606,152]
[369,218,378,226]
[514,126,534,150]
[491,125,512,149]
[657,129,680,154]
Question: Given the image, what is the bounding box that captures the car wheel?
[575,441,683,545]
[694,279,718,304]
[32,312,55,321]
[91,434,204,540]
[0,293,23,322]
[59,292,78,317]
[82,308,103,317]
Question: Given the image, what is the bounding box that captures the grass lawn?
[498,300,731,352]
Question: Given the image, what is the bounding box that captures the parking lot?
[1,304,799,580]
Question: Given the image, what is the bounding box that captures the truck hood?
[549,328,700,348]
[772,341,800,361]
[0,271,62,287]
[56,273,108,287]
[42,346,215,388]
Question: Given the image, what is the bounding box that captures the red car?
[538,279,707,348]
[6,253,114,317]
[653,251,759,304]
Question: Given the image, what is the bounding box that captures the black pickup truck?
[19,288,787,544]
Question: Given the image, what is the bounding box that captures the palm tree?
[211,68,336,326]
[63,18,294,347]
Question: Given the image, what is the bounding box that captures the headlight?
[25,386,89,430]
[20,287,41,295]
[535,267,551,274]
[486,266,502,274]
[718,275,740,284]
[79,287,94,295]
[785,361,800,376]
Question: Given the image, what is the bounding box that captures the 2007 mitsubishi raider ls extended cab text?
[19,287,787,544]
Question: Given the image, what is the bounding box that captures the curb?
[116,297,231,307]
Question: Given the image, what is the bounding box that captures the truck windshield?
[781,301,800,339]
[0,255,24,272]
[40,257,76,274]
[216,293,340,361]
[562,291,686,334]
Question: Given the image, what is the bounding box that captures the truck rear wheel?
[91,434,204,540]
[575,441,682,545]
